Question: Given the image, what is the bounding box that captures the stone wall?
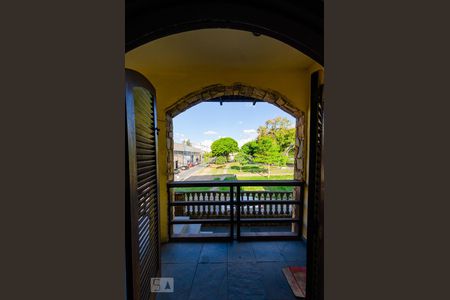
[165,83,306,182]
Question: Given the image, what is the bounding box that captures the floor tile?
[259,262,298,300]
[161,242,203,263]
[228,262,266,299]
[227,241,255,262]
[157,263,197,300]
[199,243,228,263]
[159,241,307,300]
[279,241,307,262]
[188,263,227,300]
[251,241,284,262]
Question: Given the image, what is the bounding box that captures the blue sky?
[173,101,295,151]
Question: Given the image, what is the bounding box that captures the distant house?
[228,152,239,162]
[173,142,204,169]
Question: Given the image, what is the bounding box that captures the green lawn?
[217,176,235,191]
[236,175,293,180]
[201,163,293,177]
[237,174,294,191]
[174,174,295,192]
[174,186,212,192]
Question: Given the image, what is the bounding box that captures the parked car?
[174,168,180,174]
[180,165,188,170]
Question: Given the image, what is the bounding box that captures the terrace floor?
[157,240,307,300]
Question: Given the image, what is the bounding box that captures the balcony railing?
[167,180,304,240]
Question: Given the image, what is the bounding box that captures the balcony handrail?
[167,179,304,188]
[167,179,305,240]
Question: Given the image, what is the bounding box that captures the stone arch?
[165,83,306,182]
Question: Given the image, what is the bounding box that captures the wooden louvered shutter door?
[125,69,160,300]
[306,70,324,300]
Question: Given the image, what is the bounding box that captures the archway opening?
[169,94,304,238]
[125,25,323,299]
[166,83,306,183]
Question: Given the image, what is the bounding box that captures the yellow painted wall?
[146,72,311,242]
[125,29,323,242]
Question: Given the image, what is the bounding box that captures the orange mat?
[282,266,306,298]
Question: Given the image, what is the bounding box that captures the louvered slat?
[125,70,160,300]
[134,88,159,300]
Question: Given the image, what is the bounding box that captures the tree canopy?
[257,116,295,153]
[211,137,239,159]
[252,136,287,177]
[234,151,251,166]
[241,140,259,157]
[208,117,294,174]
[183,139,192,146]
[253,136,286,167]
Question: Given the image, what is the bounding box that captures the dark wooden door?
[306,71,324,300]
[125,69,160,300]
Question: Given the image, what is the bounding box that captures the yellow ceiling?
[126,29,316,73]
[125,28,321,114]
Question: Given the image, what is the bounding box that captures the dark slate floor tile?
[228,262,266,300]
[157,263,197,300]
[199,243,228,263]
[161,242,203,263]
[188,263,227,300]
[228,241,255,262]
[251,242,284,262]
[280,241,307,262]
[159,241,306,300]
[259,262,298,300]
[286,259,307,267]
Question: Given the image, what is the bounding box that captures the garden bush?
[215,156,227,165]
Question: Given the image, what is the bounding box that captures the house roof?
[174,142,203,153]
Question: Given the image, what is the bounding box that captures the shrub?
[242,164,267,173]
[215,156,227,165]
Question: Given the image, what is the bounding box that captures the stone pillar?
[166,114,174,181]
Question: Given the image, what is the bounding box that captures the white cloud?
[198,140,213,151]
[237,129,258,147]
[173,132,186,143]
[203,130,218,135]
[189,140,213,152]
[238,137,255,147]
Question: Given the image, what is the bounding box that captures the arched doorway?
[125,2,324,298]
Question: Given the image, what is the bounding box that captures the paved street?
[175,163,207,181]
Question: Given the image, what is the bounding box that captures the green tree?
[257,116,295,153]
[241,140,259,157]
[211,137,239,161]
[253,136,287,178]
[183,139,192,146]
[234,151,252,171]
[203,152,213,163]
